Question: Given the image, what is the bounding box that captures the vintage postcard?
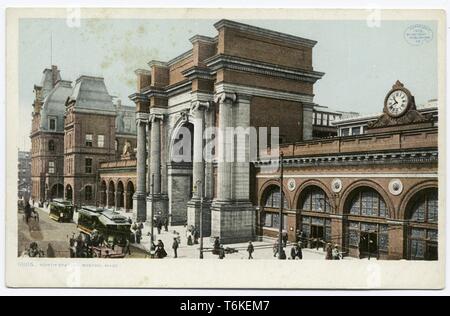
[4,7,446,289]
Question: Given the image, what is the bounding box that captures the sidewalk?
[123,217,355,260]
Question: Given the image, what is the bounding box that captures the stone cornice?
[181,66,214,80]
[254,149,438,167]
[213,19,318,48]
[128,93,149,103]
[189,35,217,44]
[215,82,314,104]
[206,54,324,83]
[167,49,194,67]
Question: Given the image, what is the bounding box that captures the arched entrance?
[117,181,124,209]
[50,183,64,200]
[100,180,107,207]
[65,184,73,201]
[297,185,332,249]
[168,121,194,225]
[405,188,438,260]
[107,181,115,208]
[126,181,135,211]
[343,186,390,259]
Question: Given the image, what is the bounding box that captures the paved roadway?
[17,207,148,258]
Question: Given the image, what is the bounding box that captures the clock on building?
[383,81,413,118]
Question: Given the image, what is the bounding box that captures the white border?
[0,0,449,296]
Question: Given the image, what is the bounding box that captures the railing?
[262,128,437,158]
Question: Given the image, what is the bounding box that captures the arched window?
[408,188,438,223]
[48,140,55,151]
[264,186,288,209]
[301,186,330,212]
[347,187,388,217]
[406,188,438,260]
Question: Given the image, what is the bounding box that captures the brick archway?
[398,180,438,220]
[339,179,394,219]
[293,179,336,214]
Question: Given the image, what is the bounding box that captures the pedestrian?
[138,221,144,231]
[24,201,31,223]
[218,245,225,259]
[273,241,279,257]
[136,228,142,244]
[325,243,333,260]
[247,241,254,259]
[123,238,131,256]
[46,243,55,258]
[164,216,169,232]
[297,243,303,260]
[172,237,179,258]
[156,218,162,235]
[155,239,167,259]
[332,245,341,260]
[213,237,220,255]
[290,246,297,260]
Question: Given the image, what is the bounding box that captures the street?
[18,206,353,260]
[17,207,148,258]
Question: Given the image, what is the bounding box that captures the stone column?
[191,101,209,199]
[211,91,255,244]
[133,112,149,221]
[216,92,236,201]
[150,114,162,196]
[147,114,168,221]
[187,100,211,235]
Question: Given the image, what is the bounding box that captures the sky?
[18,18,438,150]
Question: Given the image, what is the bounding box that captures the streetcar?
[48,199,74,222]
[77,206,132,248]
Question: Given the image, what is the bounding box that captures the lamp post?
[278,153,284,260]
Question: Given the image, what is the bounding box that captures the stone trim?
[206,54,324,83]
[213,19,318,48]
[215,83,314,104]
[256,172,438,179]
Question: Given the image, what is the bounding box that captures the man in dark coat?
[218,245,225,259]
[247,241,254,259]
[172,237,179,258]
[24,202,32,223]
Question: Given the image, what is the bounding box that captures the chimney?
[51,65,59,87]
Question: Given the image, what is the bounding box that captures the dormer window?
[49,117,57,131]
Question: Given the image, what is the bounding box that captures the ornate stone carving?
[388,179,403,196]
[287,178,296,192]
[120,140,135,160]
[331,178,343,193]
[368,110,433,128]
[214,92,237,104]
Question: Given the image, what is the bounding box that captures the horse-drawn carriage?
[77,206,132,249]
[49,199,74,222]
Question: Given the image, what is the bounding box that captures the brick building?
[18,150,32,199]
[255,81,438,260]
[30,67,137,207]
[130,19,325,242]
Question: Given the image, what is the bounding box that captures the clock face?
[386,90,409,116]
